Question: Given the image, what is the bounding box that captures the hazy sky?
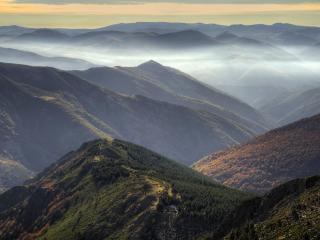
[0,0,319,28]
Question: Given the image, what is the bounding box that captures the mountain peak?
[215,31,239,40]
[138,60,164,69]
[0,138,249,239]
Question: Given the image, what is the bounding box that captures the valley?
[0,21,319,239]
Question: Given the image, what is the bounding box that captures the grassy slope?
[0,139,250,240]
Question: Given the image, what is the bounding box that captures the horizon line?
[1,21,319,30]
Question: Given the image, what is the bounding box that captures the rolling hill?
[0,25,34,37]
[0,62,258,190]
[193,114,320,194]
[73,60,269,133]
[215,62,320,108]
[0,139,250,239]
[72,29,218,50]
[6,27,283,54]
[261,86,320,126]
[99,22,320,41]
[130,61,269,126]
[98,22,320,45]
[14,29,70,43]
[0,47,96,70]
[213,31,263,46]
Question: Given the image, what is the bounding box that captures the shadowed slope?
[73,61,269,134]
[0,62,256,190]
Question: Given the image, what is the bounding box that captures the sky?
[0,0,320,28]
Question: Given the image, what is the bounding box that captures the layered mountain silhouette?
[0,47,96,70]
[216,62,320,107]
[193,114,320,193]
[0,62,261,190]
[213,31,263,46]
[73,60,269,133]
[99,22,320,45]
[14,29,70,43]
[0,25,34,37]
[261,86,320,126]
[73,29,218,50]
[4,26,297,57]
[2,23,320,47]
[0,139,249,239]
[0,22,320,239]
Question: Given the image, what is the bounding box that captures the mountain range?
[0,47,96,70]
[6,28,265,51]
[261,86,320,126]
[1,138,319,239]
[93,22,320,50]
[212,61,320,108]
[0,61,265,191]
[0,139,250,239]
[0,22,319,238]
[73,60,269,133]
[1,23,318,111]
[0,26,298,59]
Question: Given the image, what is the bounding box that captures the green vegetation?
[224,176,320,240]
[0,139,250,240]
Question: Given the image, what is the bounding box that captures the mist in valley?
[1,21,320,239]
[1,37,319,108]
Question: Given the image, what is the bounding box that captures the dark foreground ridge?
[223,175,320,239]
[0,139,249,240]
[1,138,319,239]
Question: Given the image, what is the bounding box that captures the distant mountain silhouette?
[0,62,259,190]
[261,86,320,126]
[0,47,96,70]
[72,29,218,49]
[73,60,270,133]
[15,29,70,42]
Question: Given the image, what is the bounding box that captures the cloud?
[13,0,320,4]
[1,0,319,28]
